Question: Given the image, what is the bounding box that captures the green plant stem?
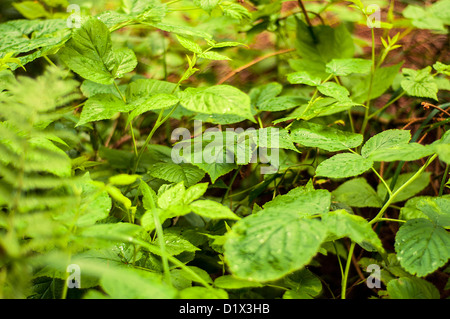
[133,102,180,173]
[439,164,449,196]
[227,180,266,198]
[361,28,377,136]
[287,74,332,129]
[341,241,356,299]
[109,19,135,32]
[371,167,392,196]
[153,212,172,286]
[382,103,450,200]
[378,218,406,223]
[113,81,126,103]
[143,183,172,286]
[60,251,72,299]
[133,56,196,173]
[368,90,406,120]
[112,82,138,154]
[222,166,242,204]
[131,238,212,289]
[43,55,56,67]
[257,115,264,129]
[348,109,355,133]
[369,154,438,225]
[333,241,344,278]
[128,119,138,156]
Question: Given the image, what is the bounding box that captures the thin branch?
[217,48,295,85]
[422,102,450,117]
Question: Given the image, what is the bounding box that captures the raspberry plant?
[0,0,449,299]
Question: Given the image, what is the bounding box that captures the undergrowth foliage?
[0,0,449,299]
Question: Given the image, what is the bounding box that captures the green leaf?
[140,208,171,232]
[79,223,142,241]
[80,80,125,98]
[361,129,411,158]
[24,137,72,177]
[249,82,283,107]
[100,267,176,299]
[106,185,132,210]
[150,22,213,40]
[401,67,439,101]
[347,0,364,10]
[315,153,373,179]
[416,197,450,227]
[13,1,50,19]
[295,19,354,64]
[251,127,299,153]
[429,0,450,23]
[77,94,133,127]
[120,0,167,21]
[60,18,136,84]
[108,174,140,186]
[96,11,130,29]
[98,0,166,28]
[0,70,16,92]
[163,229,200,256]
[366,143,434,162]
[317,82,352,102]
[60,174,111,228]
[277,98,358,123]
[399,196,435,222]
[175,265,213,285]
[198,51,231,61]
[257,96,306,112]
[350,63,402,104]
[139,180,157,210]
[387,277,440,299]
[322,210,384,252]
[214,275,264,289]
[148,163,205,187]
[208,40,246,49]
[173,133,238,183]
[112,48,138,79]
[263,188,331,216]
[431,130,450,164]
[289,121,363,152]
[395,219,450,277]
[288,59,329,80]
[128,93,180,125]
[59,18,117,85]
[325,58,372,76]
[179,85,255,122]
[0,19,71,69]
[176,35,202,54]
[194,113,248,125]
[224,209,327,282]
[433,61,450,76]
[377,172,431,203]
[157,181,186,210]
[402,3,448,32]
[332,177,383,208]
[126,79,179,102]
[179,287,228,299]
[434,77,450,91]
[287,71,322,86]
[221,2,251,21]
[189,200,240,220]
[282,269,322,299]
[183,182,208,204]
[193,0,221,12]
